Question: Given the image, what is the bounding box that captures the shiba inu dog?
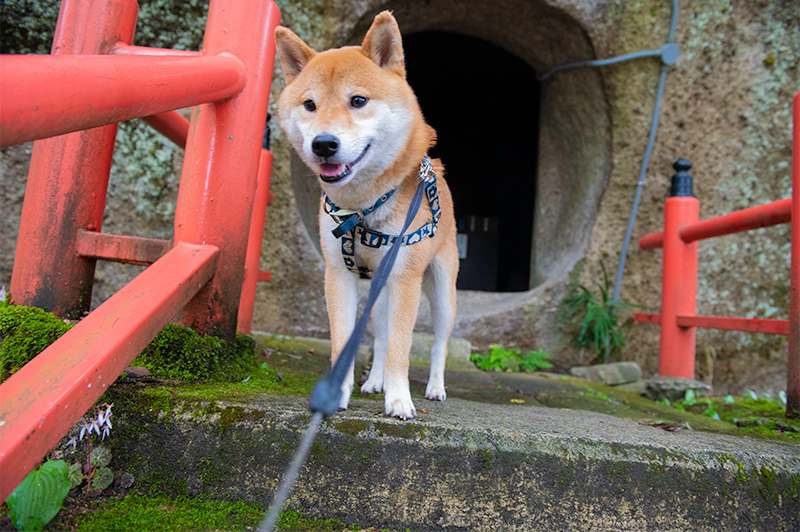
[274,11,459,419]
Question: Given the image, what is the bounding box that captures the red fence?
[635,91,799,418]
[0,0,281,499]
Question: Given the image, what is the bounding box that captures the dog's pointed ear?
[275,27,316,84]
[361,11,405,78]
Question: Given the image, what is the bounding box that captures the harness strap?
[325,156,440,275]
[324,189,395,239]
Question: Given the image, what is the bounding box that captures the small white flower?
[67,438,77,451]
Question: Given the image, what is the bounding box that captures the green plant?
[519,348,555,372]
[66,403,131,493]
[560,263,641,361]
[5,460,71,531]
[471,346,552,373]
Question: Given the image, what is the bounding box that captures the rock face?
[644,376,713,402]
[570,361,643,386]
[1,0,796,395]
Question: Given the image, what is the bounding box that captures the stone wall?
[0,0,797,394]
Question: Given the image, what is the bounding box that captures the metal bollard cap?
[670,158,694,197]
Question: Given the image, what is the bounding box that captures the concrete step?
[106,383,800,532]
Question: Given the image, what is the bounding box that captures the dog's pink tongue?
[320,163,343,177]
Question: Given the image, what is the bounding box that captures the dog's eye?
[350,95,368,109]
[303,100,316,112]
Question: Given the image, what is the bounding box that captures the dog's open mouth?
[319,144,371,183]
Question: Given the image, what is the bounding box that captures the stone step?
[107,385,800,532]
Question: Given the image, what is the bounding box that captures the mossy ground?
[2,490,408,531]
[0,300,72,381]
[2,309,797,530]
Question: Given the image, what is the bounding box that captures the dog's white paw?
[385,391,416,420]
[338,381,353,410]
[361,375,383,394]
[425,382,446,402]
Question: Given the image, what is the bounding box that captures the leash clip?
[417,156,435,183]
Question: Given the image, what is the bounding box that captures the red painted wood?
[676,315,789,335]
[633,312,661,325]
[9,0,138,318]
[174,0,281,339]
[0,243,219,500]
[0,53,245,148]
[658,196,699,378]
[679,198,791,244]
[75,230,171,266]
[142,111,190,148]
[238,149,274,334]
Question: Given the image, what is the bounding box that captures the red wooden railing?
[0,0,281,499]
[635,91,799,418]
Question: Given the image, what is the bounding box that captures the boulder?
[644,376,712,402]
[569,361,642,386]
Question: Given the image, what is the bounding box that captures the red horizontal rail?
[639,231,665,251]
[141,111,190,148]
[0,53,246,147]
[75,230,171,265]
[680,198,791,243]
[633,312,660,325]
[677,315,789,335]
[639,198,791,250]
[112,44,199,57]
[0,242,219,500]
[635,312,788,335]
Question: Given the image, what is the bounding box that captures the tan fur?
[275,12,459,419]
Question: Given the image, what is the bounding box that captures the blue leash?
[259,177,428,531]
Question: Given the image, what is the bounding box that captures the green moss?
[376,423,427,441]
[0,300,73,382]
[131,324,257,382]
[335,419,368,437]
[0,301,261,384]
[72,493,260,531]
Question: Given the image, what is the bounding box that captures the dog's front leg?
[362,289,388,394]
[383,273,423,420]
[325,266,359,410]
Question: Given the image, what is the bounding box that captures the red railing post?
[658,159,699,378]
[238,147,274,334]
[788,91,800,419]
[173,0,281,339]
[9,0,138,318]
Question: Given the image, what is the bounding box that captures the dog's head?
[275,12,430,190]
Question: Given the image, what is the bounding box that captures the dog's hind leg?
[325,267,359,410]
[423,250,458,401]
[362,290,388,394]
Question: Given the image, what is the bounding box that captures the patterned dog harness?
[323,155,441,276]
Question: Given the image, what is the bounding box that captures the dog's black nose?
[312,134,340,158]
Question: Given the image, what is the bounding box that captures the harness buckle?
[360,227,386,248]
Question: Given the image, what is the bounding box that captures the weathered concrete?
[107,386,799,532]
[570,361,643,386]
